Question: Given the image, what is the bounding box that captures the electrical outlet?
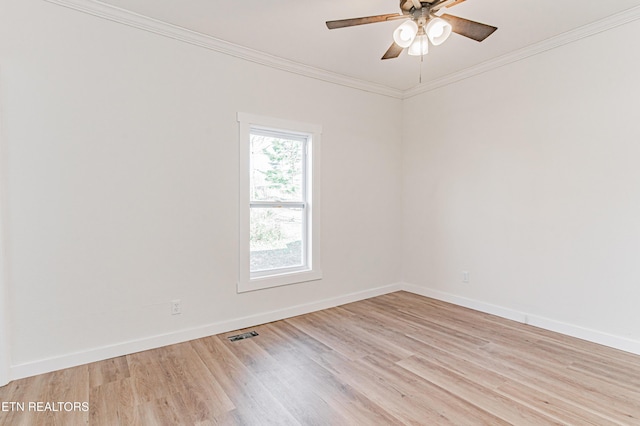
[462,271,470,283]
[171,299,181,315]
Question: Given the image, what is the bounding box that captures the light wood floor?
[2,291,640,425]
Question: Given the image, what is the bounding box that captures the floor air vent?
[228,331,259,342]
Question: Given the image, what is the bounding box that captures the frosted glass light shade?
[426,18,452,46]
[408,35,429,56]
[393,20,419,48]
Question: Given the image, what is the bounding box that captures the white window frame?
[238,112,322,292]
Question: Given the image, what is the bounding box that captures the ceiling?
[89,0,640,92]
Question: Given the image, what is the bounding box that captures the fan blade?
[381,42,404,60]
[430,0,466,11]
[326,13,406,29]
[440,14,497,41]
[446,0,467,7]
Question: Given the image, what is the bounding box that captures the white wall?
[402,19,640,346]
[0,67,10,385]
[0,0,402,377]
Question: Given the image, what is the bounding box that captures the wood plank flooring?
[1,291,640,425]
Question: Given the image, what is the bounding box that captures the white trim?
[42,0,404,99]
[42,1,640,99]
[402,283,640,356]
[10,283,403,381]
[7,281,640,381]
[237,112,322,293]
[0,68,10,387]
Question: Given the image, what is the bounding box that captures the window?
[238,113,322,292]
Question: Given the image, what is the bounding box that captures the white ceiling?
[91,0,640,92]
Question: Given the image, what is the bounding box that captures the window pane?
[250,207,304,272]
[250,134,304,202]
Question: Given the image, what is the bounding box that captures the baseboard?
[9,282,403,382]
[8,280,640,382]
[401,283,640,356]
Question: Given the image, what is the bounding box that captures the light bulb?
[393,20,418,48]
[431,24,444,38]
[408,34,429,56]
[426,17,452,46]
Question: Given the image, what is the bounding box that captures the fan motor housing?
[400,0,434,13]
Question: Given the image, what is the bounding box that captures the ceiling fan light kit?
[425,17,452,45]
[326,0,497,61]
[393,20,419,48]
[408,34,429,56]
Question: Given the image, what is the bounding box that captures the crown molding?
[43,0,405,99]
[403,5,640,98]
[43,1,640,100]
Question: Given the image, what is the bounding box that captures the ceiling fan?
[326,0,497,60]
